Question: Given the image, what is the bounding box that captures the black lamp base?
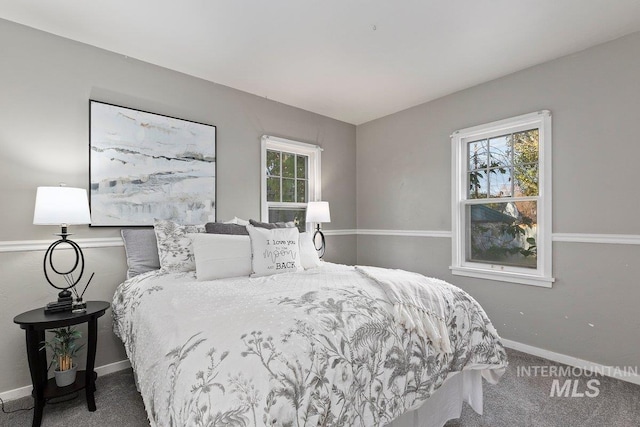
[42,229,84,314]
[313,225,326,258]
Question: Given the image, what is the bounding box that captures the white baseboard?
[0,384,32,403]
[94,359,131,376]
[0,359,131,402]
[503,339,640,386]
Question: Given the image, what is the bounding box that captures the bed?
[113,221,507,427]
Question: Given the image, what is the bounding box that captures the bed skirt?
[132,360,483,427]
[388,370,483,427]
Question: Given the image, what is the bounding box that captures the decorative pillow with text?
[246,225,302,277]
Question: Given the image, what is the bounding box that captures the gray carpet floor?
[1,349,639,426]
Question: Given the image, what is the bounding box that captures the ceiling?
[2,1,640,125]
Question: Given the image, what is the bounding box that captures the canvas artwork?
[90,101,216,226]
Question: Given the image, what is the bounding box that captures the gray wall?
[2,14,638,396]
[357,32,640,369]
[0,19,356,394]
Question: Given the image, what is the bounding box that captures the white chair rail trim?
[1,231,638,253]
[0,237,124,252]
[551,233,640,245]
[355,230,640,245]
[356,229,453,238]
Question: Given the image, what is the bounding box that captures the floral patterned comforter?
[113,263,507,427]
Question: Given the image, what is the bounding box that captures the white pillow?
[246,225,302,277]
[154,220,205,273]
[299,232,322,269]
[223,216,250,226]
[190,234,252,281]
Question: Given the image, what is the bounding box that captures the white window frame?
[261,135,322,232]
[451,110,554,287]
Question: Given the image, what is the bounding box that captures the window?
[261,135,322,232]
[451,111,553,287]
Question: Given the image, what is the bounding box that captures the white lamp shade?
[33,186,91,225]
[306,201,331,223]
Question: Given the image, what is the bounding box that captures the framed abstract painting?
[89,100,216,226]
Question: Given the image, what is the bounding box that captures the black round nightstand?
[14,301,110,427]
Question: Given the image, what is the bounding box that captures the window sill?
[450,266,554,288]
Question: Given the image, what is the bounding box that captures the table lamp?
[306,201,331,258]
[33,185,92,313]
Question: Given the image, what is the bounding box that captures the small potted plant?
[40,326,84,387]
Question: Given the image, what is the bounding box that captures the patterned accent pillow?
[154,220,205,273]
[246,225,302,277]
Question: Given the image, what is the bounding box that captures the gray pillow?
[249,219,295,229]
[205,222,249,235]
[121,229,161,279]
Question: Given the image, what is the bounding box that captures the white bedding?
[113,263,507,427]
